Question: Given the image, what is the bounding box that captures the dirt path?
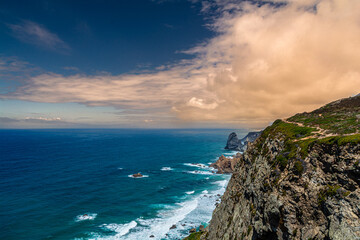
[282,119,357,141]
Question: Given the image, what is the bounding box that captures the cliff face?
[206,95,360,240]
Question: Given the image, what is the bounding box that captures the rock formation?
[186,95,360,240]
[210,154,242,174]
[132,173,143,178]
[225,131,262,151]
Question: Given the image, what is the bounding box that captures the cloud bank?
[2,0,360,127]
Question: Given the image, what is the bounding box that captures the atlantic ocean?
[0,129,246,240]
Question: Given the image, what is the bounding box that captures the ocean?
[0,129,246,240]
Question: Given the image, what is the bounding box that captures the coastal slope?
[205,95,360,240]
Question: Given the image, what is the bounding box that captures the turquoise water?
[0,129,245,240]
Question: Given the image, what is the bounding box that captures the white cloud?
[7,20,70,53]
[187,97,218,110]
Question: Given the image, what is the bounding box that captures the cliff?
[190,95,360,240]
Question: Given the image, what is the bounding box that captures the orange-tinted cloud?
[2,0,360,128]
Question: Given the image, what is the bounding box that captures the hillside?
[187,95,360,240]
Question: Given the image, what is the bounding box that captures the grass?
[294,160,304,175]
[288,101,360,135]
[183,232,203,240]
[254,118,359,179]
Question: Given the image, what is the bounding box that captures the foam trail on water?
[161,167,173,171]
[185,170,214,175]
[84,176,230,240]
[184,163,208,169]
[100,221,137,237]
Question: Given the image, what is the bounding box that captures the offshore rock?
[225,132,242,150]
[225,131,262,151]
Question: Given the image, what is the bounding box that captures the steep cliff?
[205,95,360,240]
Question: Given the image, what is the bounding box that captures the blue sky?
[0,0,359,128]
[0,0,212,74]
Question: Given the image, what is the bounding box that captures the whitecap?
[160,167,173,171]
[75,213,97,222]
[185,191,195,195]
[84,176,231,240]
[223,151,241,156]
[183,163,208,169]
[213,180,228,188]
[100,221,137,237]
[185,170,214,175]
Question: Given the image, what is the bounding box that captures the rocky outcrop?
[210,154,242,174]
[225,131,262,151]
[132,173,143,178]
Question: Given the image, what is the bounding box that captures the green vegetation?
[254,116,360,178]
[261,120,316,140]
[250,203,256,217]
[276,154,288,170]
[247,225,252,235]
[318,185,341,205]
[183,232,203,240]
[294,160,304,175]
[288,96,360,135]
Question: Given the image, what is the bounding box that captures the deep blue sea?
[0,129,246,240]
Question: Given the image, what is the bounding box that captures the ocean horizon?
[0,128,247,240]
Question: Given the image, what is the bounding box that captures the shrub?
[294,160,304,175]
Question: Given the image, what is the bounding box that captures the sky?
[0,0,359,129]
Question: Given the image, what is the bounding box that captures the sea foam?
[75,213,97,222]
[100,221,137,237]
[160,167,173,171]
